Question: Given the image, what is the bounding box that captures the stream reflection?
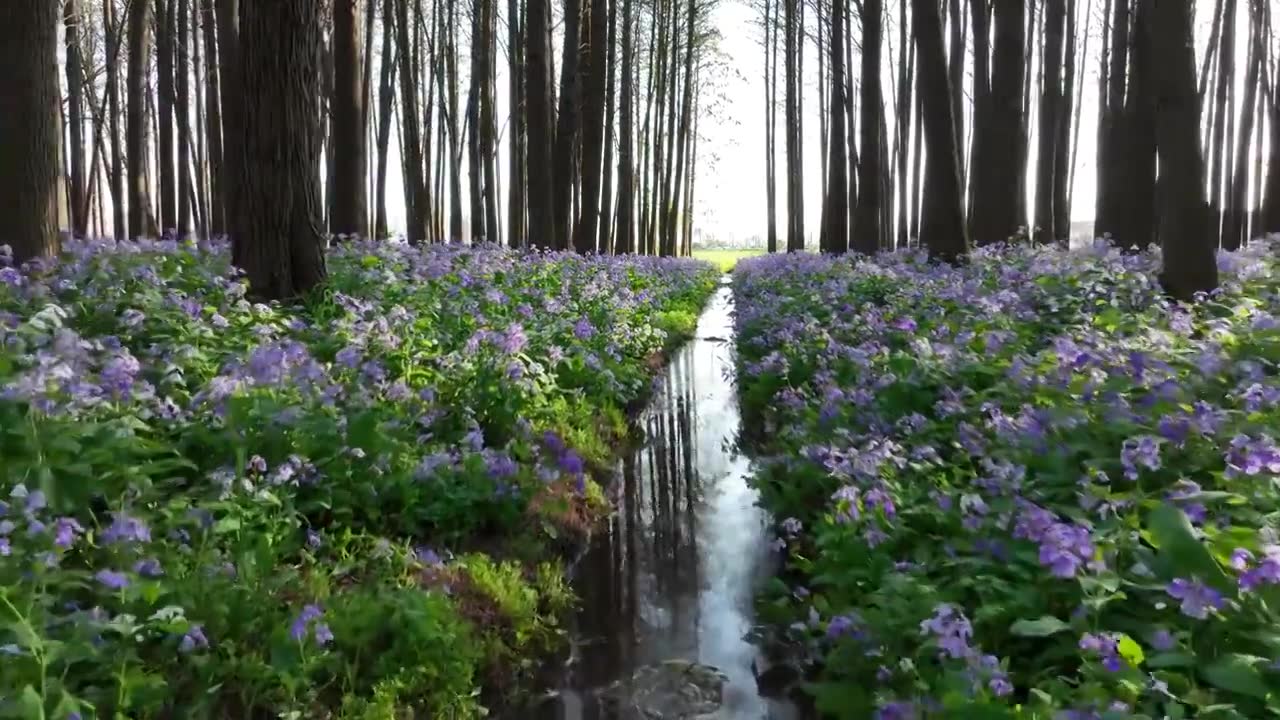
[539,284,793,720]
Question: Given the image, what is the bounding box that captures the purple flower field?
[0,239,718,717]
[735,239,1280,719]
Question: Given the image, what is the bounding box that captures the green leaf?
[1147,503,1235,594]
[1148,652,1196,668]
[1009,616,1071,637]
[1117,634,1145,667]
[212,516,241,534]
[1201,654,1270,699]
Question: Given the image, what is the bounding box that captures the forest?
[2,0,1280,719]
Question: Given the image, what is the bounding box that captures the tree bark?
[332,0,368,238]
[374,0,396,238]
[616,0,635,253]
[65,0,88,237]
[176,0,193,236]
[156,0,178,232]
[215,0,240,241]
[1225,0,1262,250]
[106,0,128,240]
[598,0,618,252]
[128,0,160,238]
[972,0,1026,245]
[552,0,584,250]
[820,0,847,253]
[851,0,883,254]
[573,0,610,252]
[913,0,967,262]
[232,0,327,300]
[1034,0,1064,243]
[397,0,429,242]
[508,0,527,246]
[525,0,557,248]
[0,0,60,264]
[1145,0,1215,299]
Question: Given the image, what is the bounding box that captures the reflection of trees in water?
[570,346,704,708]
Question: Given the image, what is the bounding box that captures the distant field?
[692,248,765,272]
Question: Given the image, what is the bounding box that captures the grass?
[691,248,764,272]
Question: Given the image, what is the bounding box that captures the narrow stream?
[537,280,797,720]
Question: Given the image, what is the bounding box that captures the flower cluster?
[734,238,1280,716]
[0,239,718,717]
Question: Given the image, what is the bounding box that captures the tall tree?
[1144,0,1215,299]
[852,0,883,254]
[820,0,847,253]
[397,0,428,242]
[971,0,1026,245]
[216,0,241,238]
[106,0,128,240]
[763,0,778,252]
[201,0,224,235]
[913,0,967,261]
[553,0,584,249]
[65,0,88,238]
[374,0,396,238]
[332,0,368,238]
[783,0,804,250]
[508,0,527,246]
[525,0,556,248]
[156,0,178,232]
[597,0,618,252]
[232,0,327,299]
[128,0,160,238]
[0,0,60,264]
[176,0,193,235]
[1034,0,1065,244]
[615,0,635,253]
[575,0,611,253]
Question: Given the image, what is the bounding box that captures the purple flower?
[95,569,130,590]
[132,557,163,578]
[1150,628,1175,651]
[573,317,596,340]
[920,604,972,660]
[1120,435,1161,480]
[52,517,84,548]
[1166,578,1226,619]
[313,623,334,646]
[290,604,324,642]
[1079,632,1123,671]
[102,512,151,545]
[502,323,528,354]
[179,624,209,653]
[1037,522,1097,578]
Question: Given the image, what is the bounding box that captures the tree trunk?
[948,0,965,189]
[331,0,368,238]
[1034,0,1064,243]
[0,0,60,263]
[397,0,428,242]
[128,0,160,238]
[106,0,128,240]
[1054,0,1077,243]
[616,0,634,253]
[508,0,527,246]
[764,0,778,252]
[821,0,848,253]
[598,0,618,252]
[481,0,500,244]
[200,0,224,235]
[176,0,193,236]
[374,0,396,238]
[232,0,327,300]
[972,0,1025,245]
[552,0,583,249]
[966,0,989,224]
[156,0,177,232]
[526,0,556,248]
[574,0,610,252]
[1144,0,1214,299]
[65,0,88,237]
[1225,0,1262,250]
[1120,0,1155,249]
[214,0,240,242]
[913,0,967,262]
[851,0,883,254]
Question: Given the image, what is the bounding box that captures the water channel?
[536,280,798,720]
